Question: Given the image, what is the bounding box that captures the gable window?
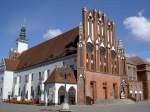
[70,65,74,69]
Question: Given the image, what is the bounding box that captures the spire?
[17,19,27,42]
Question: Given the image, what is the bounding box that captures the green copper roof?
[18,25,27,42]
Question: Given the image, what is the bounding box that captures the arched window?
[58,86,66,104]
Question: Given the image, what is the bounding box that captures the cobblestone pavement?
[0,101,150,112]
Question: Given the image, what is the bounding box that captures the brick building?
[77,8,127,104]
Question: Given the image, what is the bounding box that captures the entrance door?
[60,95,65,104]
[68,87,76,105]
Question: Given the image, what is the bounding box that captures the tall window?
[37,85,41,96]
[147,72,150,80]
[31,86,34,98]
[0,88,2,95]
[31,73,34,81]
[18,88,21,96]
[42,71,44,80]
[128,67,137,80]
[19,76,21,83]
[101,26,104,36]
[47,69,50,77]
[1,77,3,82]
[107,30,109,42]
[91,55,94,71]
[110,31,113,44]
[25,75,28,83]
[39,72,42,80]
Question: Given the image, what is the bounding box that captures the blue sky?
[0,0,150,60]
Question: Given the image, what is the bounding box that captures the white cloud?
[43,28,62,39]
[137,9,144,17]
[123,10,150,42]
[146,58,150,62]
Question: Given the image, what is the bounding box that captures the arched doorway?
[58,86,66,104]
[68,87,76,105]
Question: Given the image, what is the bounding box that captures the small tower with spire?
[117,39,127,79]
[16,23,28,54]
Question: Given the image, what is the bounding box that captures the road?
[0,101,150,112]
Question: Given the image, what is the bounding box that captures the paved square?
[0,102,150,112]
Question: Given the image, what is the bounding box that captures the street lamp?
[59,64,72,111]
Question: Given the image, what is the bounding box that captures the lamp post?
[59,64,72,111]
